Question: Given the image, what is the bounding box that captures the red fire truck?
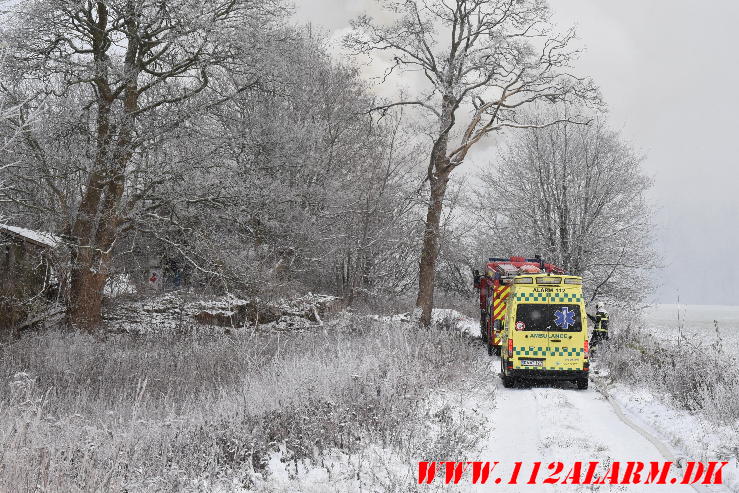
[473,256,565,355]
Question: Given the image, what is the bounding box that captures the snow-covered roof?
[0,224,62,249]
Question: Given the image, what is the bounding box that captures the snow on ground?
[456,309,737,492]
[197,387,486,493]
[371,308,480,338]
[200,446,413,493]
[247,370,738,493]
[433,308,481,338]
[642,304,739,352]
[103,273,137,297]
[467,356,730,493]
[602,381,739,493]
[192,308,737,492]
[235,309,738,492]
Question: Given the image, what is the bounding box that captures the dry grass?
[598,322,739,427]
[0,314,488,492]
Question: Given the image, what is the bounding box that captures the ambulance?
[473,257,566,356]
[498,271,589,389]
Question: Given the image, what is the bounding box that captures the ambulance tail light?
[508,338,513,358]
[584,339,589,358]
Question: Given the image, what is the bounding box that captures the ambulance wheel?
[502,373,515,388]
[493,345,501,356]
[487,340,494,356]
[575,378,589,390]
[501,360,515,388]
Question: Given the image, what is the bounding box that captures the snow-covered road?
[465,356,726,493]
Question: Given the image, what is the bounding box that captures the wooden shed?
[0,224,62,336]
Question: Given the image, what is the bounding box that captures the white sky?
[294,0,739,305]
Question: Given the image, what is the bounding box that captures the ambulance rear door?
[543,303,586,370]
[512,303,585,370]
[511,303,550,370]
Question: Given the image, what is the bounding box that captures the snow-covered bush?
[0,314,488,491]
[598,322,739,427]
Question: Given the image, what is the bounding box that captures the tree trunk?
[68,98,112,330]
[68,172,123,330]
[68,256,107,330]
[416,166,450,327]
[67,6,139,331]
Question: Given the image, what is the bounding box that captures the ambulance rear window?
[515,304,582,332]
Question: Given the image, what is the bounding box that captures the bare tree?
[0,83,31,225]
[0,47,24,215]
[346,0,599,325]
[102,29,422,303]
[1,0,279,329]
[0,100,20,216]
[184,32,422,301]
[476,112,657,305]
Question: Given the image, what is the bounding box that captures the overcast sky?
[294,0,739,305]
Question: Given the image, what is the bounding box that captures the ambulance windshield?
[515,304,582,332]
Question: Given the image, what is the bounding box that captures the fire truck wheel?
[575,378,589,390]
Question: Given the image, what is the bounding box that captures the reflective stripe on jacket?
[594,311,609,332]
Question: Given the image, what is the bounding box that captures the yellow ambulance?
[499,273,590,389]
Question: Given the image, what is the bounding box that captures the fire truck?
[473,256,565,355]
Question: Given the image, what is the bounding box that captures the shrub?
[0,314,488,491]
[598,321,739,427]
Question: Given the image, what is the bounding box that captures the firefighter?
[587,302,609,352]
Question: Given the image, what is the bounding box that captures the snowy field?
[641,304,739,351]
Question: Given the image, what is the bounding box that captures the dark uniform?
[587,310,609,352]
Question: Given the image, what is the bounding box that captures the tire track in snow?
[531,386,610,461]
[468,356,702,492]
[591,377,727,493]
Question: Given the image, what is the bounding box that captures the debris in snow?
[370,308,480,338]
[103,291,341,334]
[103,274,137,297]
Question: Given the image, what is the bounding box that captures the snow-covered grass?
[592,305,739,488]
[0,312,489,492]
[597,320,739,490]
[604,383,739,492]
[598,323,739,425]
